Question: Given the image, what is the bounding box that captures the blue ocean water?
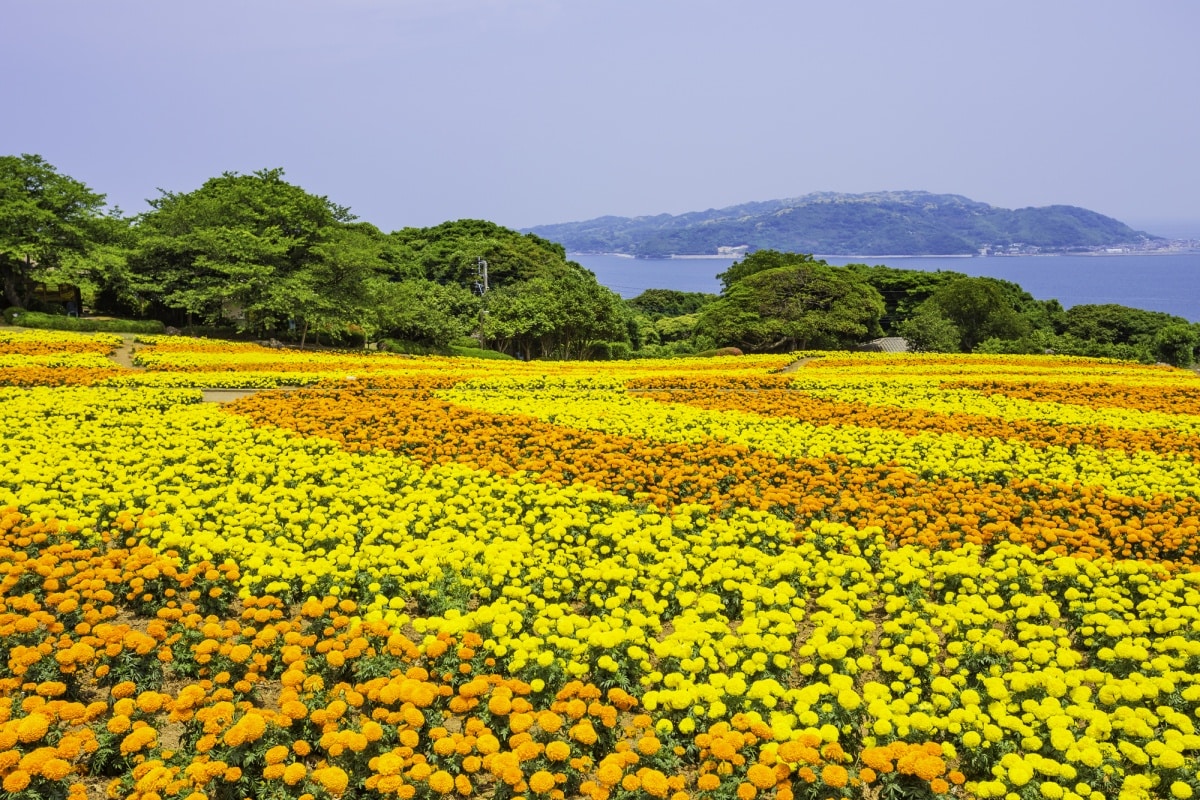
[571,252,1200,322]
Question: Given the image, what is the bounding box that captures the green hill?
[525,191,1160,257]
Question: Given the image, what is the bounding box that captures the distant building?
[856,336,910,353]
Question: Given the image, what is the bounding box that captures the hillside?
[525,191,1160,257]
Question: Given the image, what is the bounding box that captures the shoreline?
[571,249,1199,260]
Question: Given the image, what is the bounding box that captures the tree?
[698,262,884,352]
[626,289,715,319]
[716,249,823,292]
[922,276,1033,351]
[843,264,966,334]
[129,168,357,331]
[482,272,628,360]
[897,306,961,352]
[368,279,478,349]
[0,154,111,308]
[1153,324,1199,367]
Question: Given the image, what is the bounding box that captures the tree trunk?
[1,261,26,308]
[299,320,309,348]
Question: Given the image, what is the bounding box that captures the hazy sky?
[5,1,1198,234]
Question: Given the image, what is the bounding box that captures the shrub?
[10,311,164,334]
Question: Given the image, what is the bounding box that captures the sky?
[4,1,1199,236]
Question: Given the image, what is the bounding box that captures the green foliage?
[1058,303,1191,347]
[698,261,884,352]
[897,307,961,353]
[0,154,114,309]
[626,288,716,318]
[368,279,479,349]
[921,276,1039,351]
[1153,323,1199,367]
[844,263,966,333]
[974,331,1155,362]
[716,250,822,291]
[129,168,359,332]
[390,219,569,290]
[448,345,516,360]
[481,271,629,360]
[654,313,700,343]
[8,310,164,333]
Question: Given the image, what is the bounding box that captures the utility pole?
[475,258,489,348]
[475,257,489,295]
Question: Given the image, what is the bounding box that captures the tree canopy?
[699,259,884,352]
[0,154,112,308]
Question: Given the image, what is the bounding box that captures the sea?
[571,252,1200,323]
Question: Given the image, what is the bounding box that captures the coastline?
[571,249,1198,260]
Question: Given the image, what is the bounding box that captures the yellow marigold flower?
[265,745,290,765]
[428,770,455,794]
[546,740,571,762]
[642,769,670,798]
[120,727,157,755]
[283,763,307,785]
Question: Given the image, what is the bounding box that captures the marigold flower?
[316,766,350,796]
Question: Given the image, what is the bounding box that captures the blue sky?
[4,1,1198,234]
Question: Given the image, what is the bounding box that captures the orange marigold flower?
[820,765,848,789]
[746,764,777,790]
[16,713,50,743]
[265,745,290,765]
[40,757,74,781]
[930,778,950,794]
[736,782,757,800]
[546,741,571,762]
[641,769,670,798]
[529,770,558,794]
[316,766,350,796]
[3,770,31,793]
[697,774,721,791]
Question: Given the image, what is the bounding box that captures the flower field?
[2,330,1200,800]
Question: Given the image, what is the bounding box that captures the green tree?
[897,306,961,352]
[482,272,628,360]
[922,276,1033,351]
[626,289,715,319]
[715,249,823,292]
[129,168,357,331]
[0,154,111,308]
[843,264,966,334]
[698,262,884,352]
[1153,323,1199,367]
[369,279,479,349]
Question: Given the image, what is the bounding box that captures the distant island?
[524,191,1170,257]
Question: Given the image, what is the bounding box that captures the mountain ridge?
[524,191,1161,257]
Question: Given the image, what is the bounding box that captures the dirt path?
[107,334,144,370]
[781,356,815,372]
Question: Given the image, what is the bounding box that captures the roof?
[856,336,910,353]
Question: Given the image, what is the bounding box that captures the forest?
[3,154,1198,365]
